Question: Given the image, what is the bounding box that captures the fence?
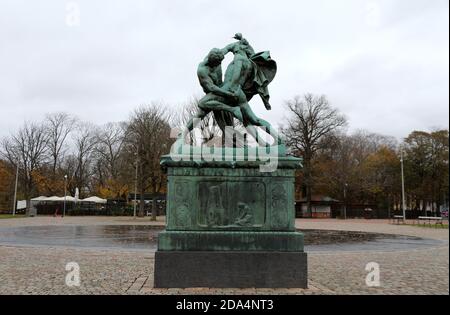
[35,200,166,216]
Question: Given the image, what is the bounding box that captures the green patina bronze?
[159,158,304,251]
[158,231,304,252]
[183,33,281,146]
[155,34,307,289]
[158,33,304,253]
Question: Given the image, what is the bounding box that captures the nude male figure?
[184,34,281,145]
[184,48,240,136]
[200,38,281,145]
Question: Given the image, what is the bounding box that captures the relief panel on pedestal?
[197,180,266,229]
[169,180,193,229]
[270,182,290,229]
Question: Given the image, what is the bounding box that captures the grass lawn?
[408,223,449,229]
[0,214,26,219]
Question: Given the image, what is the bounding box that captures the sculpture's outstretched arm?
[222,33,256,57]
[221,43,236,55]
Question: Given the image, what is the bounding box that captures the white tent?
[31,196,48,201]
[81,196,107,204]
[31,196,77,202]
[45,196,63,202]
[30,196,48,215]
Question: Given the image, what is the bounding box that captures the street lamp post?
[133,148,139,219]
[400,149,407,222]
[63,175,68,217]
[343,183,348,220]
[12,163,19,216]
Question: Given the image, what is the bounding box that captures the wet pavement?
[0,225,159,251]
[0,225,445,252]
[0,218,447,295]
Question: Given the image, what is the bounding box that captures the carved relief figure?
[175,204,190,227]
[173,182,191,227]
[206,185,226,226]
[271,185,288,228]
[233,202,253,226]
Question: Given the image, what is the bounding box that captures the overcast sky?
[0,0,448,140]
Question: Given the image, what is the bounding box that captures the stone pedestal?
[155,251,307,288]
[154,151,307,288]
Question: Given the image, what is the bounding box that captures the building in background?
[295,195,340,218]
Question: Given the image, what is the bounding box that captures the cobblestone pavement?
[0,217,448,295]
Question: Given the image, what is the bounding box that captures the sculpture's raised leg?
[244,125,269,147]
[241,104,283,146]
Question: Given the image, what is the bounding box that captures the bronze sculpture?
[156,34,306,289]
[184,33,282,146]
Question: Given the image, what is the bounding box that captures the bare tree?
[93,122,128,198]
[282,94,347,217]
[403,129,449,215]
[0,122,48,214]
[174,97,222,146]
[314,130,399,216]
[71,122,98,197]
[45,112,77,175]
[125,103,173,219]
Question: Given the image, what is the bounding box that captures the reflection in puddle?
[0,225,161,251]
[0,225,445,252]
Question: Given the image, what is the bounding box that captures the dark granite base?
[154,251,308,288]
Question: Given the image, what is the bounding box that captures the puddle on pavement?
[0,225,445,252]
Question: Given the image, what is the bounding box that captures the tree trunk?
[436,186,442,216]
[151,198,157,221]
[306,184,312,218]
[25,199,31,217]
[25,180,34,217]
[303,154,313,218]
[138,186,145,217]
[387,193,391,219]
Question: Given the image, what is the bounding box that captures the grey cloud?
[0,0,448,141]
